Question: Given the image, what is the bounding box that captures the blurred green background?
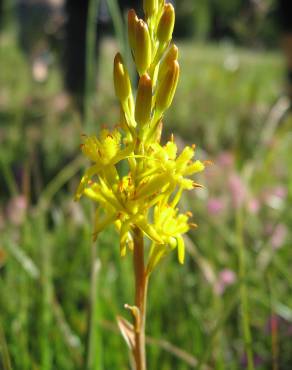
[0,0,291,369]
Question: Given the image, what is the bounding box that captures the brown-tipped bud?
[113,53,132,103]
[157,44,178,83]
[157,4,175,44]
[135,74,152,126]
[135,20,152,75]
[128,9,138,53]
[143,0,158,18]
[156,60,179,113]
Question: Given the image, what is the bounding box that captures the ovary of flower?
[136,141,205,198]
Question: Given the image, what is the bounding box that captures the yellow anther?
[135,74,152,126]
[157,3,175,45]
[113,53,132,103]
[156,60,179,113]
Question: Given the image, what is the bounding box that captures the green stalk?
[236,208,254,370]
[197,294,239,369]
[85,238,102,370]
[132,228,148,370]
[39,216,53,370]
[0,322,12,370]
[106,0,126,57]
[0,157,18,197]
[267,271,279,370]
[84,0,101,131]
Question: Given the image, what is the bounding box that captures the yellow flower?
[146,205,194,272]
[80,173,165,254]
[75,129,132,200]
[81,129,121,164]
[135,140,204,199]
[75,0,206,271]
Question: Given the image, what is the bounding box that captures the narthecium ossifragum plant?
[76,0,206,369]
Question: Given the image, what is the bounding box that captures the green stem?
[84,0,100,131]
[133,228,148,370]
[268,271,279,370]
[236,208,254,370]
[106,0,126,56]
[39,216,53,370]
[0,322,12,370]
[0,157,18,197]
[85,238,102,370]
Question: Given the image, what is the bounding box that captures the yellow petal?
[184,160,205,175]
[177,235,185,264]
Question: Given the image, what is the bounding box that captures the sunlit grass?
[1,35,291,370]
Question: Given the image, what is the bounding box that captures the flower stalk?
[133,227,148,370]
[75,0,207,368]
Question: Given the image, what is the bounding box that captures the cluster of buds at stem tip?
[119,1,179,132]
[143,0,158,19]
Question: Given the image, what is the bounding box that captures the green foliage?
[174,0,279,47]
[1,34,292,369]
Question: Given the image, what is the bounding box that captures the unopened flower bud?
[143,0,158,18]
[157,44,178,83]
[135,20,152,75]
[157,4,175,44]
[128,9,138,53]
[156,60,179,113]
[113,53,132,103]
[135,74,152,126]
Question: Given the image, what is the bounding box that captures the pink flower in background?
[228,173,247,209]
[241,353,264,368]
[32,59,48,82]
[247,197,260,214]
[286,324,292,336]
[270,224,287,250]
[52,92,70,113]
[7,195,27,226]
[214,269,237,295]
[207,197,225,216]
[262,185,287,209]
[217,151,234,169]
[272,186,288,199]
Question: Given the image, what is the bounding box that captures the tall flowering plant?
[76,0,205,368]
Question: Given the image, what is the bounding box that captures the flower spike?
[77,0,205,270]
